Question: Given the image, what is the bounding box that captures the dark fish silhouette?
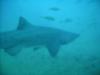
[42,16,55,21]
[49,7,60,11]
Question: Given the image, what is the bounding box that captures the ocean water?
[0,0,100,75]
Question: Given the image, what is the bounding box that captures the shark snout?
[61,33,79,45]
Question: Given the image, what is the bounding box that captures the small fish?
[50,7,60,11]
[75,0,83,4]
[65,18,72,23]
[43,16,55,21]
[60,18,72,23]
[88,0,100,4]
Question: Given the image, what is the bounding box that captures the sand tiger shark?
[0,16,79,57]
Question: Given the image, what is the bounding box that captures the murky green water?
[0,0,100,75]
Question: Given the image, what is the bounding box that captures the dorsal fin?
[17,16,33,30]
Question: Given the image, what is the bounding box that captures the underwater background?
[0,0,100,75]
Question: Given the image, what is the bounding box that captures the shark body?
[0,17,79,57]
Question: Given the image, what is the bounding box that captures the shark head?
[60,31,79,45]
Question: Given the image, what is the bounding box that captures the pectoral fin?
[4,46,22,56]
[46,41,60,57]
